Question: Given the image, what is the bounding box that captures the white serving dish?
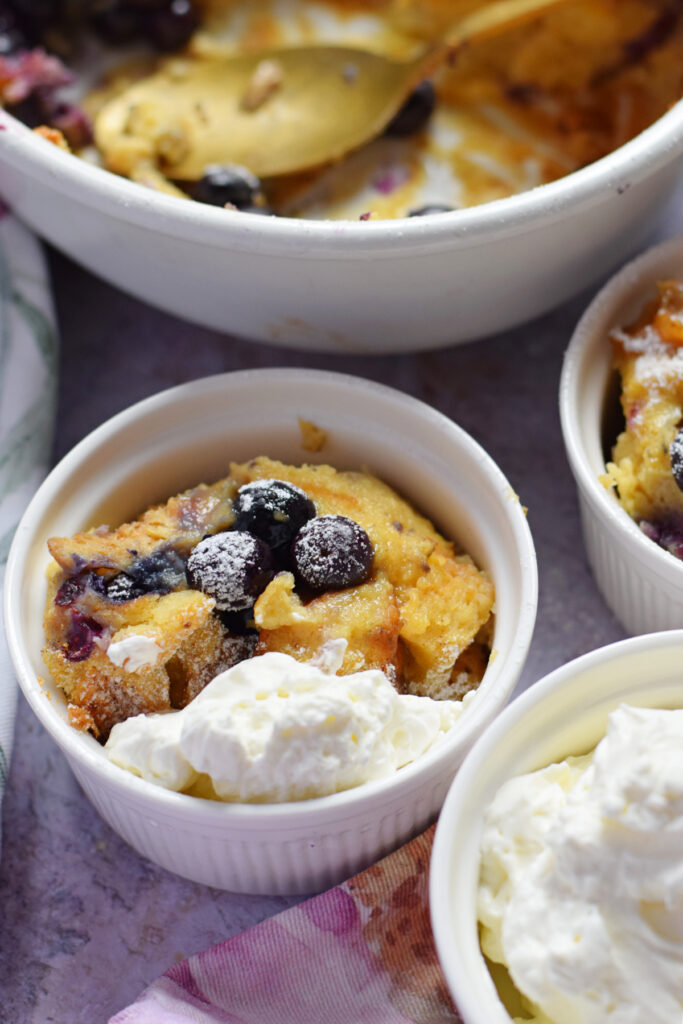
[560,235,683,635]
[4,368,537,894]
[1,94,682,352]
[430,629,683,1024]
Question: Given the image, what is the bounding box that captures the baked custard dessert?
[2,1,682,219]
[602,280,683,560]
[43,457,494,743]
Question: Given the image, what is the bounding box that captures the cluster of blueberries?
[186,478,375,627]
[54,478,375,660]
[55,546,188,660]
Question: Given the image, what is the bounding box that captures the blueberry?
[91,1,142,44]
[0,4,28,47]
[144,0,199,51]
[0,30,22,56]
[55,571,106,606]
[64,611,103,662]
[639,519,661,545]
[408,204,454,217]
[233,479,315,549]
[50,101,94,149]
[291,515,373,591]
[186,532,274,611]
[192,164,262,209]
[0,8,26,55]
[104,572,147,602]
[385,80,435,137]
[670,428,683,492]
[217,606,257,636]
[640,516,683,560]
[127,548,187,594]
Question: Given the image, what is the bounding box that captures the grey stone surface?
[2,183,682,1021]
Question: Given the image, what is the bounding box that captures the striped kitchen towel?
[0,206,58,851]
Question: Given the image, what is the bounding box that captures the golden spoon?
[95,0,574,182]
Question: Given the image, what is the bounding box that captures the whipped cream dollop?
[105,640,467,802]
[107,634,162,672]
[478,704,683,1024]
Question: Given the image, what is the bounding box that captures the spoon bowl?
[95,0,575,181]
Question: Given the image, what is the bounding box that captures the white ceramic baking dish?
[560,235,683,635]
[1,93,682,352]
[430,629,683,1023]
[5,368,537,894]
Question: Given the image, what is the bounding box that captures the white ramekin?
[560,236,683,635]
[430,629,683,1024]
[1,96,682,351]
[5,368,537,894]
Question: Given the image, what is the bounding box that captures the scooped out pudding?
[2,0,682,220]
[601,280,683,559]
[43,456,494,742]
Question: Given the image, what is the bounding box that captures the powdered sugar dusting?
[611,324,666,355]
[634,349,683,389]
[234,478,315,548]
[293,515,373,591]
[612,321,683,390]
[186,532,273,611]
[670,429,683,492]
[238,478,307,513]
[671,432,683,462]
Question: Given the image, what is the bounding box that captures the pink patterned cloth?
[109,827,462,1024]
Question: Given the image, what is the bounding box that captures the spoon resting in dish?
[94,0,577,183]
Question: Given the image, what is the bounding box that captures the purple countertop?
[2,184,682,1020]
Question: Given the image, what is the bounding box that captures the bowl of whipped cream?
[430,629,683,1024]
[6,367,537,894]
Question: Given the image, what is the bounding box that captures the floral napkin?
[109,825,462,1024]
[0,207,58,852]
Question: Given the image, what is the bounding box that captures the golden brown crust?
[47,478,236,573]
[43,585,218,737]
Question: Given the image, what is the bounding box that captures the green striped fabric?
[0,209,58,852]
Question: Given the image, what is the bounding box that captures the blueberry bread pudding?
[2,1,682,220]
[602,280,683,559]
[43,456,494,739]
